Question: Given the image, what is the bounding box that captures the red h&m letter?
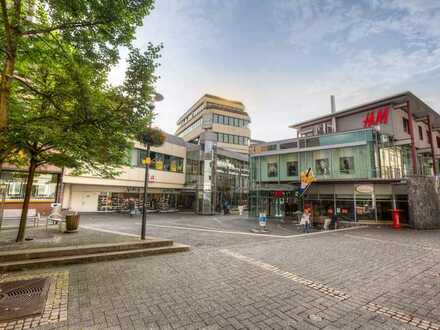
[375,106,389,125]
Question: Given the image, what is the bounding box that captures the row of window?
[213,114,249,128]
[216,133,250,146]
[266,157,355,178]
[0,172,57,200]
[402,117,440,147]
[134,149,184,173]
[177,119,202,137]
[180,104,204,125]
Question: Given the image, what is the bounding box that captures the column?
[406,100,418,175]
[427,115,437,175]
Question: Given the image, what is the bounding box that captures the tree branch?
[8,74,64,113]
[21,19,112,36]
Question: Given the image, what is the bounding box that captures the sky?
[109,0,440,141]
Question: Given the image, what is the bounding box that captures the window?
[402,117,409,133]
[267,163,278,177]
[228,134,234,144]
[427,130,432,144]
[419,126,423,140]
[339,157,354,174]
[163,155,171,171]
[136,149,183,173]
[315,159,330,175]
[233,135,239,144]
[280,142,298,149]
[437,136,440,149]
[286,161,298,176]
[234,118,239,127]
[239,136,244,145]
[238,119,243,127]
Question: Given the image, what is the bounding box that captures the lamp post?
[140,93,164,240]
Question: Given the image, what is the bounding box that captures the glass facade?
[185,143,249,214]
[0,171,58,200]
[249,130,413,222]
[133,148,184,173]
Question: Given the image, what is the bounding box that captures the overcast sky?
[109,0,440,141]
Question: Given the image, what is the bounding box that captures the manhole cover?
[0,277,50,322]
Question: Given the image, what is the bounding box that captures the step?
[0,239,174,262]
[0,244,190,272]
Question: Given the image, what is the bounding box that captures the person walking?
[128,198,136,217]
[300,208,311,233]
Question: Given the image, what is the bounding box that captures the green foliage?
[137,127,166,148]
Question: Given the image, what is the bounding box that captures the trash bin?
[65,212,80,232]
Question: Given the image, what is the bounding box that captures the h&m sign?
[362,106,390,128]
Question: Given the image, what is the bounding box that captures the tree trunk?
[0,44,17,131]
[16,160,37,242]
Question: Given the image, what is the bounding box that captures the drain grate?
[0,277,50,322]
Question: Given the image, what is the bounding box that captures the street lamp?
[140,93,164,240]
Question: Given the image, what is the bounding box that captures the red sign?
[273,191,284,198]
[362,106,390,128]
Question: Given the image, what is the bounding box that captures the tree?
[7,35,161,242]
[0,0,155,152]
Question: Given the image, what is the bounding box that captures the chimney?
[330,95,337,132]
[330,95,336,113]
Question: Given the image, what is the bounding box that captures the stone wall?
[407,176,440,229]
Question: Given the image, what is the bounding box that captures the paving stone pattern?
[4,216,440,329]
[0,271,68,330]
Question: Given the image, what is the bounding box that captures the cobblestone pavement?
[6,215,440,330]
[79,213,314,248]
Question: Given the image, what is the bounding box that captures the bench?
[2,209,40,227]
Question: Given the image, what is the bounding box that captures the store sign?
[355,184,374,194]
[362,106,390,128]
[273,191,284,198]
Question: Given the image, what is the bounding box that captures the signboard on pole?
[297,168,315,198]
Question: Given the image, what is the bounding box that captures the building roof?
[177,94,245,125]
[289,91,440,129]
[163,132,186,146]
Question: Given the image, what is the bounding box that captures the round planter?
[65,213,80,233]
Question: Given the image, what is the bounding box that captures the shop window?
[163,155,171,171]
[402,117,409,133]
[339,156,354,174]
[286,161,298,177]
[315,158,330,175]
[418,126,423,140]
[267,163,278,178]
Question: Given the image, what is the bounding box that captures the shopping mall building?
[249,91,440,223]
[0,94,251,215]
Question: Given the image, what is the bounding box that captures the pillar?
[427,115,437,175]
[406,100,418,175]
